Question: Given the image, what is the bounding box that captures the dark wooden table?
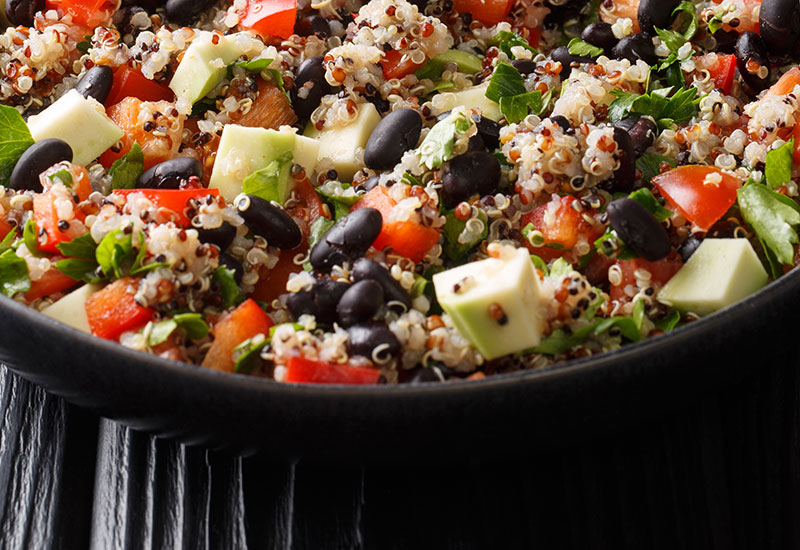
[1,354,799,549]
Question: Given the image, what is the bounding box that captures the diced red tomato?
[0,219,14,241]
[609,252,683,303]
[85,277,154,340]
[719,0,760,33]
[696,53,736,95]
[99,97,185,170]
[381,49,426,80]
[352,186,440,262]
[599,0,641,33]
[23,268,77,302]
[201,298,274,372]
[519,195,604,262]
[765,67,800,98]
[238,0,297,39]
[33,164,92,254]
[46,0,114,27]
[104,65,174,107]
[230,79,297,129]
[284,356,382,385]
[287,177,327,227]
[113,188,221,227]
[453,0,513,25]
[652,165,739,231]
[251,247,305,304]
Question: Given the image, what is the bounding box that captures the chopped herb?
[654,309,682,332]
[499,90,550,124]
[237,57,274,71]
[0,248,29,298]
[23,217,46,257]
[672,1,698,39]
[418,110,472,169]
[484,62,526,103]
[443,209,488,260]
[529,254,549,275]
[55,258,102,283]
[308,216,335,251]
[636,153,677,184]
[148,312,209,345]
[76,35,92,54]
[567,37,603,58]
[241,152,293,203]
[96,228,134,279]
[531,314,642,355]
[190,97,219,118]
[48,168,73,187]
[655,27,687,55]
[233,333,269,373]
[213,265,243,309]
[0,105,35,188]
[489,31,538,59]
[629,188,673,222]
[148,319,177,347]
[707,12,725,34]
[765,138,794,190]
[608,86,701,129]
[0,228,16,254]
[109,143,144,190]
[57,233,98,260]
[737,183,800,265]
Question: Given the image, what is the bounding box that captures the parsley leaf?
[96,228,134,279]
[241,152,293,204]
[765,138,794,189]
[485,62,526,103]
[636,153,676,184]
[109,143,144,190]
[608,86,701,129]
[57,233,98,259]
[531,314,643,355]
[22,217,46,257]
[316,185,361,221]
[499,90,550,124]
[418,110,472,169]
[489,31,538,59]
[629,188,673,222]
[0,249,29,298]
[672,1,698,40]
[55,258,101,282]
[655,27,687,55]
[443,209,488,260]
[76,35,92,54]
[607,91,639,123]
[654,309,681,332]
[233,332,270,373]
[737,183,800,265]
[568,37,603,58]
[0,105,35,188]
[148,312,209,346]
[213,266,243,309]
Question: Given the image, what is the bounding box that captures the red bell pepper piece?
[381,49,426,80]
[113,188,221,227]
[239,0,297,40]
[104,65,174,107]
[201,298,274,372]
[32,165,93,254]
[23,268,77,302]
[452,0,513,25]
[519,195,603,262]
[46,0,114,27]
[284,356,382,384]
[609,253,683,303]
[85,277,154,340]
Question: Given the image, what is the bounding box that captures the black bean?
[9,139,73,192]
[309,208,383,272]
[218,252,244,283]
[510,59,537,75]
[351,257,412,312]
[713,29,739,54]
[637,0,680,34]
[286,289,316,320]
[121,0,163,11]
[735,31,771,91]
[607,198,671,261]
[612,33,656,65]
[294,15,331,37]
[137,157,202,189]
[292,57,332,120]
[472,113,502,150]
[312,279,349,324]
[5,0,44,26]
[337,279,384,326]
[611,128,636,193]
[441,151,501,208]
[364,109,423,170]
[614,116,657,156]
[346,322,401,359]
[356,175,380,193]
[551,45,593,79]
[549,115,572,133]
[581,22,618,51]
[235,195,302,250]
[164,0,214,25]
[759,0,800,54]
[467,134,485,152]
[196,221,236,251]
[678,236,702,262]
[75,66,114,104]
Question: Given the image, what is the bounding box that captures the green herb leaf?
[418,110,472,169]
[190,97,219,118]
[96,228,134,279]
[174,312,209,340]
[655,27,687,54]
[57,233,98,259]
[567,37,603,58]
[55,258,101,282]
[76,36,92,54]
[632,298,645,330]
[23,217,46,257]
[636,153,676,184]
[233,333,269,373]
[316,185,362,221]
[0,105,35,187]
[499,90,549,124]
[607,91,639,123]
[241,152,293,203]
[48,168,73,187]
[148,319,177,346]
[530,254,549,275]
[737,183,800,264]
[443,209,488,260]
[213,266,243,309]
[109,142,144,190]
[609,86,701,129]
[237,57,274,71]
[765,138,794,189]
[654,309,681,331]
[308,216,335,251]
[0,228,16,254]
[629,188,673,222]
[672,1,698,39]
[0,249,29,297]
[484,62,526,103]
[488,31,538,59]
[707,12,724,34]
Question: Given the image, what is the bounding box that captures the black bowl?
[1,266,798,461]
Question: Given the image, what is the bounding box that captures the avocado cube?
[27,90,124,166]
[658,238,768,316]
[304,102,381,181]
[433,247,544,359]
[41,283,103,333]
[431,83,503,122]
[169,32,244,104]
[210,124,296,202]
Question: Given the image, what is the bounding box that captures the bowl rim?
[3,259,796,400]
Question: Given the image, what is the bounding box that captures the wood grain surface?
[1,356,799,549]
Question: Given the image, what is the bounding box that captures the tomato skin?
[46,0,114,27]
[201,298,274,372]
[113,188,220,227]
[85,277,154,340]
[32,164,92,254]
[381,49,426,80]
[0,219,13,241]
[765,67,800,98]
[284,356,382,385]
[697,53,736,95]
[652,165,739,231]
[104,66,174,107]
[599,0,641,33]
[352,186,440,262]
[239,0,297,39]
[609,252,683,303]
[453,0,513,25]
[519,195,603,262]
[23,268,77,302]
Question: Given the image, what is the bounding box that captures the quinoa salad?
[1,0,799,384]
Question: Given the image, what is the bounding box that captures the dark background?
[1,353,799,550]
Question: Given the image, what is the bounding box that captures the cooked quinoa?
[1,0,800,384]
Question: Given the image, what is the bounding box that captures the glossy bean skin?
[235,195,302,250]
[364,109,423,170]
[472,114,502,150]
[581,22,618,51]
[678,236,702,262]
[611,128,637,193]
[441,151,501,208]
[351,257,412,311]
[137,157,203,189]
[309,208,383,272]
[336,279,384,326]
[614,116,657,156]
[607,198,671,261]
[165,0,214,25]
[292,57,332,120]
[9,139,73,192]
[612,34,656,65]
[637,0,680,33]
[196,221,236,251]
[356,175,380,193]
[551,45,595,79]
[510,59,537,75]
[286,279,349,324]
[759,0,800,54]
[5,0,43,26]
[75,66,114,104]
[218,252,244,283]
[295,15,331,37]
[346,322,401,360]
[548,115,572,133]
[735,32,771,91]
[713,29,739,54]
